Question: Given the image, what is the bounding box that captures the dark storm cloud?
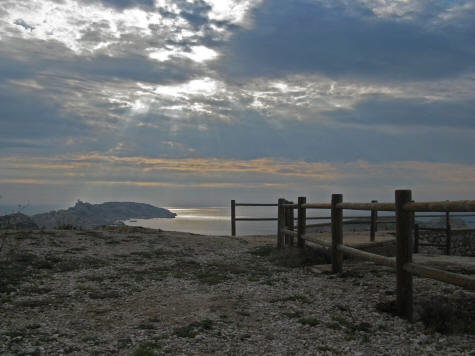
[329,97,475,129]
[0,87,88,142]
[0,56,35,82]
[73,54,194,83]
[217,0,475,82]
[0,37,198,85]
[106,101,475,165]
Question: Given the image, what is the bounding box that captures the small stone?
[24,347,36,354]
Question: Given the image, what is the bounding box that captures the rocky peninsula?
[30,201,176,229]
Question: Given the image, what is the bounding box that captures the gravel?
[0,226,474,355]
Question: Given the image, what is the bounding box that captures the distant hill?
[31,201,176,228]
[0,213,39,229]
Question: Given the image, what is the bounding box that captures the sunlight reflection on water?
[124,206,278,236]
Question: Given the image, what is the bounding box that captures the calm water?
[124,206,280,236]
[124,206,475,236]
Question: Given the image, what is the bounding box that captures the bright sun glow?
[185,46,219,62]
[1,0,261,55]
[204,0,262,24]
[2,0,164,53]
[153,78,220,98]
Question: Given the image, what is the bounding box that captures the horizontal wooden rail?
[281,203,298,208]
[376,220,396,224]
[337,244,396,268]
[305,216,375,220]
[282,228,298,237]
[404,263,475,290]
[269,190,475,322]
[305,222,331,228]
[235,203,277,206]
[336,202,396,211]
[301,234,332,248]
[235,217,277,221]
[304,240,330,254]
[305,218,381,229]
[416,226,446,231]
[453,227,475,232]
[404,200,475,212]
[235,216,341,222]
[302,203,331,209]
[415,213,475,218]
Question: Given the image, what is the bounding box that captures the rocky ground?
[0,227,474,355]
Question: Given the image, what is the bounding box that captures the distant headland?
[27,200,176,229]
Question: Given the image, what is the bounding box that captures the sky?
[0,0,475,208]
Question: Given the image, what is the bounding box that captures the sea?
[2,204,475,236]
[124,206,280,236]
[124,207,475,236]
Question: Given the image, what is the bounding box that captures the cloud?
[329,96,475,129]
[4,153,475,186]
[13,19,34,31]
[91,0,155,9]
[0,84,89,142]
[1,0,474,207]
[2,153,475,205]
[217,0,475,82]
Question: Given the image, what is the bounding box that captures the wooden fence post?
[284,199,290,246]
[446,212,451,255]
[231,200,236,236]
[414,224,419,253]
[331,194,343,273]
[395,189,413,321]
[288,201,295,246]
[277,198,285,249]
[370,200,378,242]
[297,196,306,248]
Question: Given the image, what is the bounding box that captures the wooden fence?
[232,199,475,255]
[231,199,380,239]
[232,191,475,321]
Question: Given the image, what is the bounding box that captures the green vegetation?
[268,247,330,268]
[282,311,303,319]
[0,251,39,293]
[88,290,121,299]
[270,295,312,304]
[418,297,475,334]
[136,322,156,330]
[331,314,371,333]
[173,319,214,338]
[248,245,274,257]
[133,343,161,356]
[298,317,320,326]
[195,270,230,285]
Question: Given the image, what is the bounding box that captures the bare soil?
[0,227,474,355]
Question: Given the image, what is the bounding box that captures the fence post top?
[395,190,412,206]
[331,194,343,204]
[395,189,412,195]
